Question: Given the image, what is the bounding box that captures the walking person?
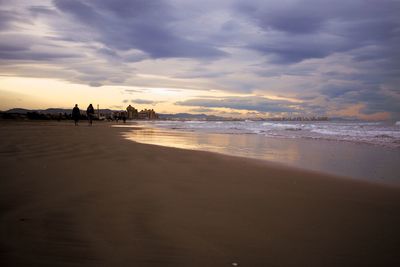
[86,104,95,126]
[72,104,80,126]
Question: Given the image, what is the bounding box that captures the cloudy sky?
[0,0,399,119]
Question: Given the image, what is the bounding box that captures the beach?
[1,121,400,266]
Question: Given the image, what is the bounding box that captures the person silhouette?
[86,104,95,126]
[122,112,127,123]
[72,104,80,126]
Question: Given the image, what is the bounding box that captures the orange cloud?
[331,103,390,120]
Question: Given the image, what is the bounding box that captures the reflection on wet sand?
[124,128,301,162]
[124,127,400,185]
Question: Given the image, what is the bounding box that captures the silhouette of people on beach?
[86,104,95,126]
[72,104,80,126]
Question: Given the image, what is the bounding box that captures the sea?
[120,120,400,185]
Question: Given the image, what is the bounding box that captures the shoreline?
[1,121,400,266]
[122,123,400,186]
[134,120,400,149]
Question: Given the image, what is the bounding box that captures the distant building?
[126,105,138,119]
[138,109,158,120]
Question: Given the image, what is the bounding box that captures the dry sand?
[1,121,400,266]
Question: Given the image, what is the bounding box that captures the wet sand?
[124,125,400,184]
[1,121,400,266]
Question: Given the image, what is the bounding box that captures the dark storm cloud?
[53,0,226,59]
[235,1,325,34]
[358,92,400,115]
[176,97,299,113]
[250,34,351,64]
[235,0,400,63]
[320,81,400,118]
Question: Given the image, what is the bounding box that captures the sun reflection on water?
[123,127,301,163]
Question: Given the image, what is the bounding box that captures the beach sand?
[1,121,400,266]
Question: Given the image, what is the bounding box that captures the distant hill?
[42,108,71,114]
[6,108,33,114]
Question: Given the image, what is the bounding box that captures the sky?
[0,0,399,120]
